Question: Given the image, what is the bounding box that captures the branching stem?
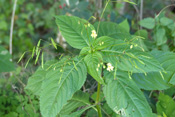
[97,0,110,35]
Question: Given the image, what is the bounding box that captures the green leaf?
[25,60,58,95]
[160,17,173,26]
[151,50,175,72]
[0,46,14,73]
[119,19,130,32]
[61,105,94,117]
[134,30,148,51]
[101,40,163,73]
[0,21,7,30]
[103,71,153,117]
[139,18,155,29]
[55,15,95,49]
[154,27,167,46]
[102,103,118,116]
[79,47,91,56]
[132,72,174,90]
[69,0,78,5]
[93,36,116,50]
[40,56,87,117]
[164,86,175,97]
[135,29,148,39]
[91,92,104,102]
[132,50,175,90]
[59,90,90,115]
[84,52,104,84]
[168,23,175,31]
[169,73,175,85]
[156,93,175,117]
[94,22,132,40]
[4,112,18,117]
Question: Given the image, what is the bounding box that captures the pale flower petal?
[91,30,97,39]
[107,63,114,72]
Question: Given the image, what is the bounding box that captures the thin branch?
[173,95,175,100]
[155,4,175,19]
[131,0,139,15]
[149,90,154,98]
[140,0,143,29]
[9,0,18,60]
[119,2,126,15]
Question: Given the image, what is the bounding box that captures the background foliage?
[1,0,175,116]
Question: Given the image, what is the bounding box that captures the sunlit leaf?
[84,52,104,84]
[103,71,153,116]
[40,56,87,117]
[56,15,95,49]
[139,18,155,29]
[59,90,90,115]
[94,22,132,40]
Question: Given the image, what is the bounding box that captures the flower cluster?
[106,63,114,72]
[96,62,114,72]
[91,30,97,39]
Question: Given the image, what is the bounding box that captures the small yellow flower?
[91,30,97,39]
[88,23,90,27]
[107,63,114,72]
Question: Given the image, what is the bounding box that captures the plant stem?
[9,0,18,76]
[97,0,110,35]
[96,83,102,117]
[140,0,143,29]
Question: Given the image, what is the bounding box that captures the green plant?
[24,13,175,117]
[139,13,175,51]
[0,88,40,117]
[0,73,40,117]
[0,46,14,73]
[156,93,175,117]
